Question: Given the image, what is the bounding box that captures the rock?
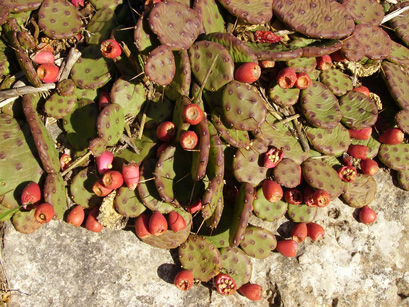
[2,170,408,306]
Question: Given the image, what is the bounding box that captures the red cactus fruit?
[102,170,124,189]
[303,186,316,207]
[313,189,331,208]
[378,128,404,145]
[284,188,303,205]
[348,127,372,140]
[238,283,263,301]
[156,142,169,158]
[360,159,379,176]
[92,179,114,197]
[174,270,194,291]
[277,67,297,89]
[32,51,55,64]
[21,182,41,209]
[352,85,370,97]
[167,211,186,232]
[182,104,203,125]
[34,203,54,223]
[262,180,283,203]
[66,205,85,227]
[214,273,237,295]
[37,63,59,83]
[330,50,347,62]
[291,222,308,243]
[59,153,72,171]
[359,205,377,224]
[295,72,312,90]
[234,62,261,84]
[276,239,298,257]
[307,222,325,241]
[180,130,198,150]
[337,165,357,183]
[316,54,332,70]
[156,121,176,142]
[100,39,122,59]
[96,151,114,175]
[98,91,111,111]
[71,0,84,8]
[263,147,284,168]
[85,206,103,233]
[254,30,282,43]
[122,162,140,190]
[347,144,369,160]
[135,213,151,239]
[259,60,275,69]
[186,199,202,214]
[343,154,354,167]
[149,211,168,236]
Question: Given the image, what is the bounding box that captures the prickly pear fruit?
[168,211,187,233]
[180,131,198,150]
[307,222,325,241]
[21,182,41,209]
[156,121,176,142]
[262,180,283,203]
[352,86,370,96]
[100,39,122,59]
[313,189,331,208]
[238,283,263,301]
[337,166,357,183]
[348,127,372,140]
[34,203,55,223]
[59,153,72,171]
[303,186,315,207]
[291,222,307,243]
[96,151,114,175]
[234,62,261,84]
[135,213,151,239]
[85,206,103,233]
[174,270,194,291]
[102,170,124,190]
[276,239,298,257]
[263,147,284,168]
[316,54,332,70]
[37,63,59,83]
[149,211,168,236]
[360,159,379,176]
[67,205,85,227]
[183,104,203,126]
[284,188,303,205]
[295,72,311,90]
[92,179,114,197]
[33,51,55,64]
[214,273,237,295]
[347,144,369,160]
[277,67,297,89]
[122,162,140,190]
[378,128,404,145]
[359,206,376,224]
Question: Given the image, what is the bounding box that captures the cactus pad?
[114,187,146,218]
[70,168,101,209]
[287,203,318,223]
[272,158,302,188]
[268,82,300,107]
[378,144,409,171]
[240,226,277,259]
[253,186,288,222]
[305,124,351,156]
[43,173,67,220]
[219,246,252,288]
[12,209,42,234]
[387,41,409,66]
[97,103,125,147]
[217,0,272,24]
[193,0,225,34]
[302,39,342,57]
[339,90,378,129]
[342,174,376,208]
[341,0,384,26]
[44,92,77,119]
[395,109,409,134]
[352,24,392,60]
[319,69,353,97]
[381,61,409,110]
[110,78,146,117]
[210,111,251,148]
[145,44,176,86]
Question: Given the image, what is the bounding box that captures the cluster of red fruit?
[20,182,54,224]
[135,210,186,238]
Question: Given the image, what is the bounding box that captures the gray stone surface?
[2,170,409,307]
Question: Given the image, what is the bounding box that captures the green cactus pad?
[305,123,351,157]
[204,193,224,230]
[114,187,146,218]
[201,177,224,221]
[397,169,409,191]
[340,35,365,62]
[44,92,77,120]
[71,45,115,90]
[240,226,277,259]
[378,144,409,171]
[246,42,303,61]
[352,24,392,60]
[141,208,192,249]
[137,158,175,214]
[22,94,60,174]
[165,50,191,101]
[0,5,8,26]
[287,203,318,223]
[253,186,288,222]
[221,80,267,131]
[38,0,81,39]
[0,0,42,12]
[389,8,409,47]
[233,139,268,186]
[219,246,252,288]
[210,111,251,148]
[300,80,342,129]
[110,78,146,117]
[134,10,161,54]
[88,138,107,157]
[207,123,225,180]
[217,0,272,24]
[155,145,205,206]
[381,61,409,110]
[272,0,355,39]
[57,79,76,97]
[11,209,42,234]
[342,174,377,208]
[229,182,255,247]
[63,99,99,150]
[97,103,125,147]
[148,1,202,50]
[387,41,409,66]
[341,0,384,26]
[302,158,344,200]
[189,40,234,92]
[203,33,258,65]
[70,168,102,209]
[395,109,409,134]
[302,39,342,57]
[192,117,211,181]
[142,94,174,130]
[0,114,43,209]
[339,91,378,129]
[85,7,117,45]
[0,38,11,77]
[43,173,67,220]
[90,0,122,10]
[145,44,176,86]
[178,235,222,282]
[351,135,380,159]
[287,57,317,73]
[268,82,300,107]
[201,206,231,248]
[75,88,98,101]
[254,114,310,165]
[272,158,302,188]
[319,69,353,97]
[193,0,225,34]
